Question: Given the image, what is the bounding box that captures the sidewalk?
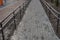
[0,0,25,9]
[0,0,25,23]
[11,0,60,40]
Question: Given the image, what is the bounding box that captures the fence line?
[40,0,60,38]
[0,0,31,40]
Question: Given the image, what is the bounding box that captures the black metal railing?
[40,0,60,38]
[0,0,31,40]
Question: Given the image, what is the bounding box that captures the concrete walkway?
[11,0,60,40]
[0,0,23,9]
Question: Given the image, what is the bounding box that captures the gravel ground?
[11,0,60,40]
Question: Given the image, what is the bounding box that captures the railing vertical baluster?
[0,1,31,40]
[56,14,60,33]
[23,3,25,14]
[49,11,51,19]
[0,23,5,40]
[20,10,21,19]
[19,7,21,19]
[57,18,59,33]
[40,0,60,38]
[13,12,16,30]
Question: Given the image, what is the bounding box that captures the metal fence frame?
[40,0,60,38]
[0,0,31,40]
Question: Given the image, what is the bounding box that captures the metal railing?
[40,0,60,38]
[0,0,31,40]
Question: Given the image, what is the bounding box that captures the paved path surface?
[0,0,25,23]
[11,0,60,40]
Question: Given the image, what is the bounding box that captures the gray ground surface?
[11,0,60,40]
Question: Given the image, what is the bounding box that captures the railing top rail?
[44,0,60,14]
[0,0,26,23]
[41,0,60,19]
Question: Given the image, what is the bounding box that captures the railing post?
[0,23,5,40]
[56,14,60,33]
[19,7,22,19]
[13,12,16,29]
[23,3,25,13]
[49,11,51,19]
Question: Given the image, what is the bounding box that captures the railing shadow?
[40,0,60,38]
[0,0,31,40]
